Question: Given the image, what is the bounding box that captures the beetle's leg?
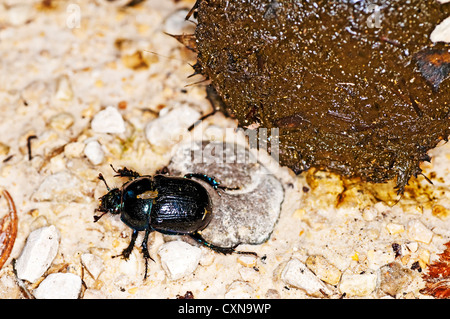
[113,229,138,260]
[141,228,154,280]
[187,110,217,131]
[184,173,239,190]
[110,164,141,180]
[184,173,221,189]
[189,231,234,254]
[184,173,239,196]
[187,85,232,131]
[189,232,257,256]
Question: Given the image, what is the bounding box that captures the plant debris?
[414,46,450,91]
[421,242,450,299]
[0,190,18,270]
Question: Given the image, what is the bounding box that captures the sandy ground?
[0,0,449,299]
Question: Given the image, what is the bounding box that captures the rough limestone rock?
[168,141,284,247]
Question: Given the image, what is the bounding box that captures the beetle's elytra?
[95,165,256,279]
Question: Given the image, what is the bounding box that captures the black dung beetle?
[95,165,256,279]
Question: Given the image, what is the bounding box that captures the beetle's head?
[94,173,122,222]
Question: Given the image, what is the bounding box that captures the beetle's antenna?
[98,173,110,191]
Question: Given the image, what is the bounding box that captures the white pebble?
[84,140,104,165]
[91,106,126,134]
[306,255,342,286]
[338,269,377,297]
[405,241,418,253]
[34,273,82,299]
[81,253,104,280]
[163,9,194,35]
[7,4,34,26]
[145,105,200,152]
[386,223,405,235]
[54,75,74,101]
[158,241,202,280]
[49,112,74,130]
[431,16,450,43]
[199,248,215,267]
[374,201,390,213]
[15,226,60,283]
[367,249,395,270]
[118,250,141,278]
[361,206,377,221]
[407,220,434,244]
[64,142,85,158]
[281,258,330,296]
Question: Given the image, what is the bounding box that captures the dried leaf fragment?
[421,242,450,298]
[414,46,450,91]
[0,190,18,270]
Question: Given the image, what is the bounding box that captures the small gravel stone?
[265,289,281,299]
[64,142,85,158]
[338,269,377,297]
[306,255,342,286]
[145,105,200,152]
[281,258,330,297]
[118,250,141,278]
[418,248,431,269]
[407,220,434,244]
[162,8,194,35]
[54,75,74,101]
[81,253,104,280]
[367,249,396,270]
[48,112,74,131]
[15,225,60,283]
[431,16,450,43]
[91,106,126,134]
[0,142,10,156]
[34,273,82,299]
[6,4,34,26]
[361,206,377,221]
[379,262,413,297]
[168,141,284,247]
[405,241,418,253]
[431,204,450,220]
[386,223,405,235]
[84,139,104,165]
[158,241,202,280]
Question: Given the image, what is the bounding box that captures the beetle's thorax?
[119,176,156,230]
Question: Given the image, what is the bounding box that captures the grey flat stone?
[168,141,284,247]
